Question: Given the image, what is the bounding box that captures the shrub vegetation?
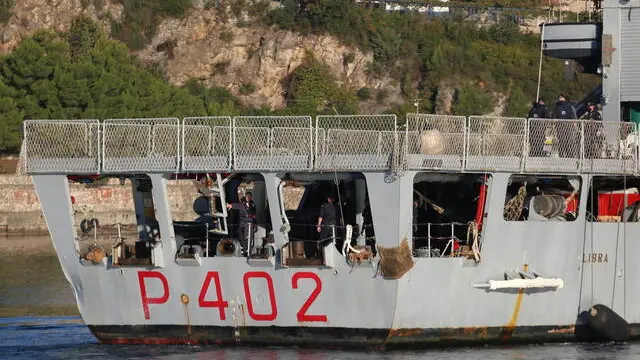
[266,0,599,115]
[0,26,240,153]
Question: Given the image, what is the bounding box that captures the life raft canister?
[587,304,629,341]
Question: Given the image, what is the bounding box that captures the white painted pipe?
[474,277,564,290]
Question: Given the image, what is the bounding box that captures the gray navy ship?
[20,0,640,348]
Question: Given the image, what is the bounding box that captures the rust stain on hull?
[388,328,423,338]
[181,293,192,339]
[501,264,528,340]
[462,326,489,339]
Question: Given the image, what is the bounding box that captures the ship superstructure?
[21,0,640,348]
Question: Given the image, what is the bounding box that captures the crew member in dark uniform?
[528,99,550,119]
[316,195,338,244]
[528,99,550,156]
[552,95,578,158]
[583,103,602,121]
[226,191,256,255]
[583,103,603,158]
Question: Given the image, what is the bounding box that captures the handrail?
[413,221,471,258]
[22,115,639,175]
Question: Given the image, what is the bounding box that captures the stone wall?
[0,175,304,234]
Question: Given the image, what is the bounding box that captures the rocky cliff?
[0,0,122,52]
[139,13,376,109]
[0,0,397,111]
[0,0,595,116]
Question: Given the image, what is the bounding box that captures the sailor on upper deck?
[553,95,579,158]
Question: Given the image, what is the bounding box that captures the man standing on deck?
[582,103,604,158]
[552,95,578,158]
[528,99,550,119]
[528,99,550,156]
[226,192,256,255]
[317,195,338,244]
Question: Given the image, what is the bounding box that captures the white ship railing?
[412,222,470,258]
[233,116,313,171]
[316,115,397,171]
[102,118,180,173]
[581,121,637,174]
[525,119,583,173]
[466,116,527,172]
[182,116,232,171]
[405,114,467,171]
[23,119,100,174]
[21,115,640,175]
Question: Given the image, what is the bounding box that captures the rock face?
[138,6,375,109]
[435,83,455,115]
[0,0,517,115]
[0,0,380,110]
[0,0,122,53]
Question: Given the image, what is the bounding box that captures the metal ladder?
[208,173,229,235]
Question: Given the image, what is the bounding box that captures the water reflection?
[0,236,78,317]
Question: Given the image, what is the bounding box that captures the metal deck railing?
[22,114,640,175]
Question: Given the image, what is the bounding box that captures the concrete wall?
[0,176,304,235]
[0,176,201,234]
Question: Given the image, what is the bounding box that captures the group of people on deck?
[528,95,601,121]
[226,191,339,256]
[528,95,603,158]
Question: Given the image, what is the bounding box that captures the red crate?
[598,193,640,216]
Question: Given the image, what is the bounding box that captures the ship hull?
[89,324,630,348]
[31,172,640,349]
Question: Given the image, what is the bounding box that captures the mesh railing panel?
[102,118,180,172]
[525,119,582,173]
[581,120,637,174]
[405,113,465,171]
[232,116,313,170]
[315,115,397,170]
[272,127,314,170]
[22,115,640,175]
[23,119,100,174]
[182,117,231,171]
[466,116,527,172]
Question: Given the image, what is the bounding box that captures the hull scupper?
[24,111,640,348]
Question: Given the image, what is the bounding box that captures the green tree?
[0,82,23,152]
[0,20,247,152]
[111,0,195,50]
[183,79,242,116]
[0,0,14,24]
[505,87,531,117]
[356,87,371,100]
[453,83,494,116]
[286,55,357,115]
[68,16,100,61]
[266,2,599,110]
